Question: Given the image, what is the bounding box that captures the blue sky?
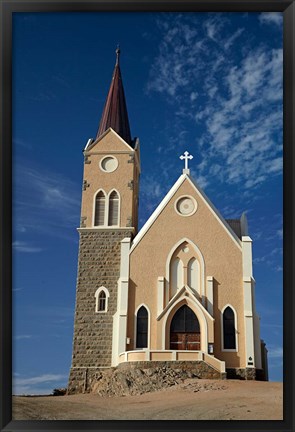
[12,12,283,394]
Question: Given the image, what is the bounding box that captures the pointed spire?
[96,47,132,145]
[115,44,120,65]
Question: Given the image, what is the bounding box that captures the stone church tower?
[68,48,140,392]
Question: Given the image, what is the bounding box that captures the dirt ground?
[12,379,283,421]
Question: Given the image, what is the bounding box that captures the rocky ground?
[90,364,222,396]
[13,378,283,420]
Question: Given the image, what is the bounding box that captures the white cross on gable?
[180,151,193,173]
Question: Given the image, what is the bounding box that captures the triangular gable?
[130,175,185,252]
[130,173,242,253]
[186,175,242,247]
[84,127,134,153]
[157,285,214,323]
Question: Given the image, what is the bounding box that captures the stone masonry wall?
[68,361,226,395]
[68,229,132,391]
[226,367,263,380]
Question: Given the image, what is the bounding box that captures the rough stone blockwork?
[68,229,132,393]
[68,361,226,395]
[118,360,225,378]
[226,367,264,380]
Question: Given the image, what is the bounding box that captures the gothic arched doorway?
[170,305,200,350]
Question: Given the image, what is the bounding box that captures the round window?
[100,156,118,173]
[175,196,197,216]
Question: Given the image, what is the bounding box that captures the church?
[68,49,268,393]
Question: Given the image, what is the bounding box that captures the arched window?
[136,306,148,348]
[187,258,200,295]
[223,306,236,349]
[98,291,106,311]
[108,191,119,226]
[94,191,106,226]
[170,257,183,298]
[94,287,109,313]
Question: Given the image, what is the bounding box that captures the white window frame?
[93,189,120,227]
[221,304,238,352]
[99,155,119,173]
[93,189,107,227]
[95,286,110,313]
[187,257,201,297]
[107,189,120,227]
[165,238,205,306]
[170,256,184,298]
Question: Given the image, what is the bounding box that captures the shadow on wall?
[127,278,137,351]
[213,278,241,367]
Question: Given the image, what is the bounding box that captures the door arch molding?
[162,296,208,352]
[169,304,201,350]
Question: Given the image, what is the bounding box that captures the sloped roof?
[96,48,132,145]
[226,219,242,239]
[130,173,242,253]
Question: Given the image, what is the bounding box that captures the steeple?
[96,47,132,145]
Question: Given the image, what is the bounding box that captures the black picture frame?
[0,1,294,431]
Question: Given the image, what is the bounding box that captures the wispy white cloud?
[12,287,24,292]
[14,335,34,340]
[253,246,282,267]
[268,346,283,359]
[261,323,282,329]
[190,169,209,190]
[29,90,57,102]
[146,14,282,194]
[223,28,244,50]
[15,225,27,233]
[19,166,80,210]
[141,175,165,200]
[12,241,43,253]
[14,373,66,386]
[13,373,68,395]
[275,265,283,272]
[13,162,80,241]
[259,12,283,27]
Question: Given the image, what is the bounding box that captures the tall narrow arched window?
[188,258,200,295]
[136,306,148,348]
[94,191,106,226]
[108,191,119,226]
[170,258,183,298]
[98,291,106,311]
[223,306,236,349]
[94,287,109,313]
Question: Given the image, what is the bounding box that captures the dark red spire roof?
[96,47,132,145]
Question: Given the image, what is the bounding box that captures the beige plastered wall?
[81,130,139,229]
[128,178,246,368]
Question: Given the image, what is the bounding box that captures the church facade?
[68,49,268,393]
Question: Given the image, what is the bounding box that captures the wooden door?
[186,333,201,350]
[170,332,186,350]
[170,305,200,351]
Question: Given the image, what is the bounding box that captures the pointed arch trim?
[161,295,208,352]
[166,238,205,301]
[94,286,110,313]
[92,188,121,227]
